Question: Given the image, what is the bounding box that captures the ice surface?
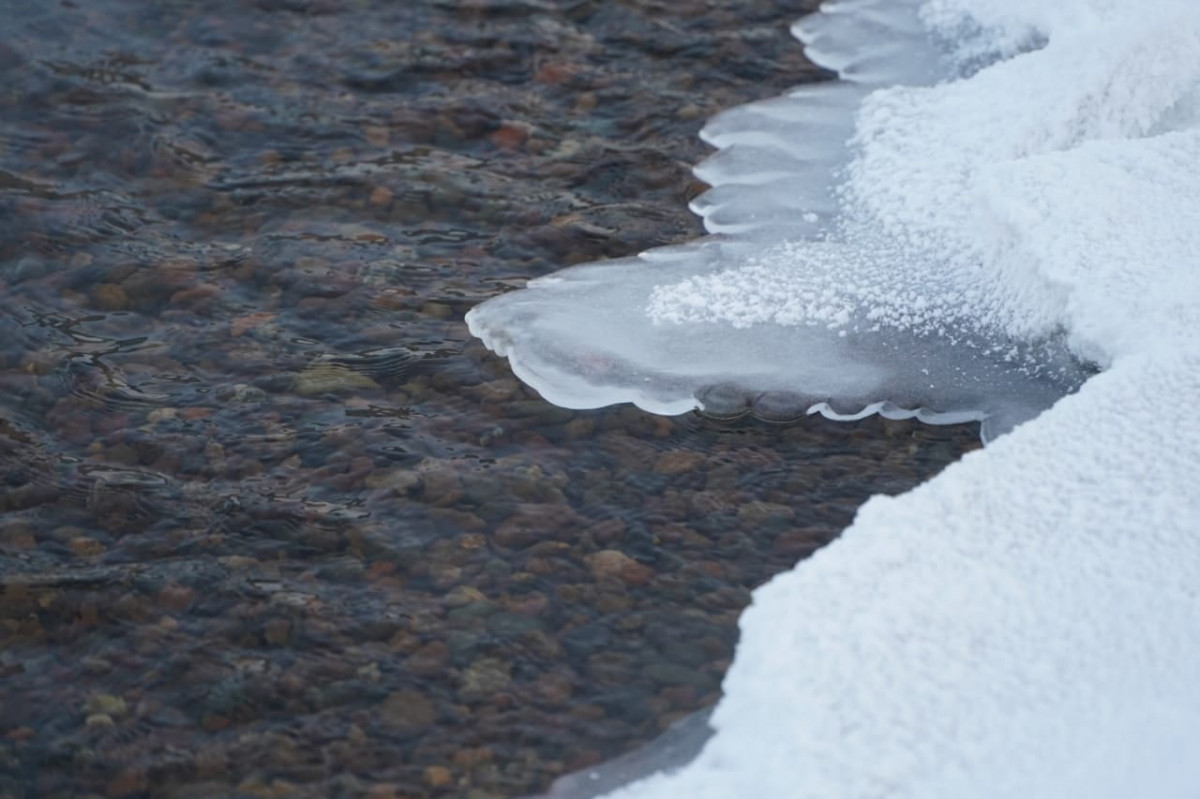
[469,0,1200,796]
[502,0,1200,797]
[467,0,1102,437]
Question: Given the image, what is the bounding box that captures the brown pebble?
[364,126,390,147]
[157,583,195,612]
[423,765,454,789]
[106,768,148,798]
[366,560,398,580]
[584,518,625,545]
[418,466,462,507]
[369,186,393,206]
[654,450,705,475]
[490,121,532,151]
[532,670,574,708]
[363,468,421,494]
[403,641,449,677]
[380,690,435,732]
[584,550,654,587]
[737,501,795,526]
[263,618,291,645]
[5,727,35,741]
[573,92,597,113]
[231,311,276,337]
[459,657,511,700]
[533,61,575,85]
[494,504,581,549]
[91,283,128,311]
[68,537,105,558]
[452,747,494,769]
[169,282,222,307]
[457,533,487,550]
[772,528,828,557]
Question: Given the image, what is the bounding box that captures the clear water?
[0,1,976,796]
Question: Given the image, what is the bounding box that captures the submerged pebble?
[0,0,980,796]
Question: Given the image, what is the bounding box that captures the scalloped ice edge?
[474,311,1024,445]
[465,0,1079,444]
[691,0,938,240]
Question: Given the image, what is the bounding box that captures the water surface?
[0,1,977,796]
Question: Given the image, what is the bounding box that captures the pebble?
[404,641,450,676]
[294,364,381,395]
[422,766,454,789]
[736,500,796,526]
[654,451,706,475]
[363,468,422,494]
[380,690,436,734]
[84,694,128,717]
[90,283,128,311]
[584,550,655,587]
[459,657,512,700]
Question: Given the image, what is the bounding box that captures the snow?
[469,0,1200,795]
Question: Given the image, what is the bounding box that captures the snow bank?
[473,0,1200,795]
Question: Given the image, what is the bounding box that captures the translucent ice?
[465,0,1110,441]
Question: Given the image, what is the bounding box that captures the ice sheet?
[466,0,1105,438]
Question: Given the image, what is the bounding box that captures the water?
[0,1,976,796]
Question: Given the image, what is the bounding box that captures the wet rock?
[444,585,488,608]
[459,657,511,701]
[643,663,719,692]
[263,618,292,645]
[68,536,106,557]
[428,507,486,532]
[504,400,575,425]
[654,450,705,475]
[316,557,366,582]
[452,746,494,770]
[772,527,830,557]
[294,363,381,395]
[485,612,542,638]
[423,765,454,789]
[418,464,463,507]
[532,670,575,708]
[84,694,128,717]
[561,622,611,657]
[494,504,581,549]
[90,283,128,311]
[363,468,422,495]
[689,490,739,516]
[587,652,636,686]
[584,518,626,545]
[380,690,436,735]
[584,550,654,587]
[447,600,498,624]
[737,500,796,527]
[403,641,450,677]
[5,256,50,282]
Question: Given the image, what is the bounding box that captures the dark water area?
[0,1,978,796]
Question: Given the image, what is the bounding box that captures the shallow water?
[0,1,977,796]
